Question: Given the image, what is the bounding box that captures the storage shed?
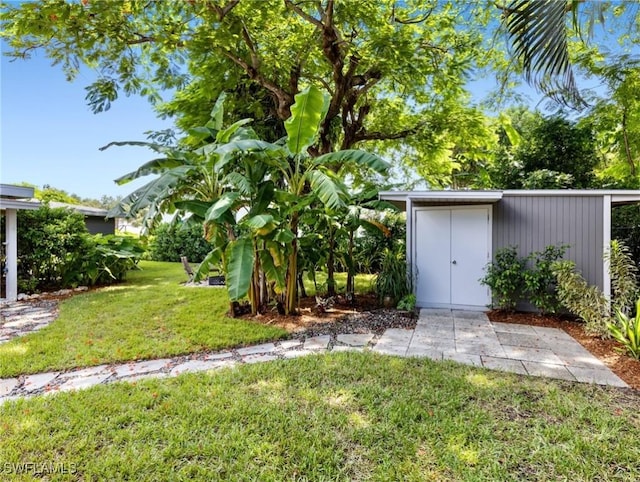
[379,190,640,311]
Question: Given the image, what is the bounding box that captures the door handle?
[451,260,457,265]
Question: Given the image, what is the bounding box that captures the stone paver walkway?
[0,300,58,343]
[0,308,627,404]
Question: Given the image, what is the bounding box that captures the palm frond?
[503,0,587,109]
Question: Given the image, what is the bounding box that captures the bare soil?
[487,310,640,391]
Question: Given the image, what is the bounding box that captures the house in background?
[1,183,115,301]
[380,190,640,311]
[46,201,115,235]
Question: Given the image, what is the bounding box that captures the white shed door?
[415,207,490,308]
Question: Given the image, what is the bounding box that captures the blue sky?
[1,44,173,200]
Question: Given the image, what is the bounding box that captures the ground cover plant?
[0,261,287,378]
[1,353,638,481]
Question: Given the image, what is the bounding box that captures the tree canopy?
[2,0,503,184]
[2,0,639,189]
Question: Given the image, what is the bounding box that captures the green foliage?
[480,246,527,311]
[612,205,640,273]
[351,213,406,274]
[523,245,568,314]
[552,241,639,341]
[11,206,94,292]
[1,0,501,185]
[84,235,145,286]
[375,249,410,304]
[1,206,143,293]
[397,294,417,312]
[521,169,574,189]
[487,110,600,189]
[148,222,213,263]
[606,239,639,315]
[607,299,640,360]
[584,60,640,189]
[552,261,611,337]
[111,88,389,315]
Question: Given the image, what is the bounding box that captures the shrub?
[352,212,405,274]
[612,204,640,271]
[0,206,144,293]
[82,235,145,286]
[480,246,526,311]
[11,206,94,292]
[148,222,213,263]
[605,239,639,316]
[523,244,568,314]
[607,298,640,360]
[397,294,416,311]
[553,241,640,339]
[552,260,611,337]
[375,248,410,304]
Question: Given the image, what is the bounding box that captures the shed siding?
[493,194,603,290]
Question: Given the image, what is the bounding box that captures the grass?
[0,262,287,378]
[1,352,638,481]
[302,271,376,296]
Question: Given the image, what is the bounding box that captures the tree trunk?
[621,108,637,176]
[249,242,261,315]
[346,227,355,294]
[285,213,299,315]
[327,223,336,296]
[298,271,307,298]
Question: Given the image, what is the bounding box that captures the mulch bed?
[487,310,640,391]
[239,294,417,337]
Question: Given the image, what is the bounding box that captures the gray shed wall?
[492,194,604,292]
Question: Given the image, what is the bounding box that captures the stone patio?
[0,307,628,403]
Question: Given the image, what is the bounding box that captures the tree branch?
[284,0,323,28]
[354,122,427,143]
[241,22,260,70]
[220,49,293,118]
[210,0,241,20]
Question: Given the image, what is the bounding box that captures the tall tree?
[486,108,599,189]
[2,0,496,176]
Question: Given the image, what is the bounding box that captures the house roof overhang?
[379,191,503,211]
[0,199,110,216]
[0,198,41,211]
[379,189,640,210]
[610,192,640,206]
[0,184,34,199]
[502,189,640,206]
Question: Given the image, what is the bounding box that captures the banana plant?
[108,86,388,316]
[212,85,389,314]
[102,93,255,233]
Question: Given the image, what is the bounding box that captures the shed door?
[414,207,491,308]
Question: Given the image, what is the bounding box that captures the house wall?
[84,216,116,235]
[493,194,604,292]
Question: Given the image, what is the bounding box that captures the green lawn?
[0,262,287,378]
[302,271,376,297]
[1,353,638,481]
